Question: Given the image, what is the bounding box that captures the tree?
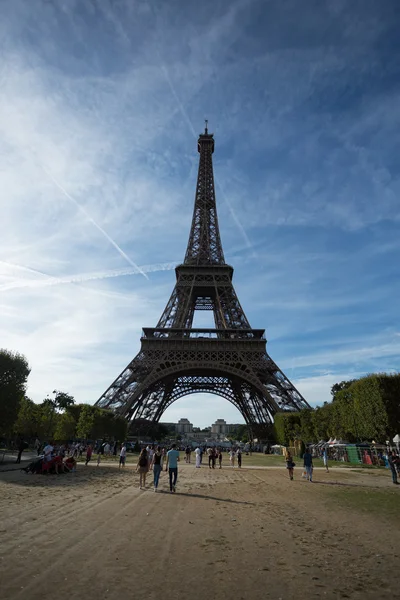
[299,409,314,443]
[14,397,40,437]
[54,412,77,441]
[331,380,355,400]
[52,390,75,411]
[76,405,96,439]
[274,412,301,445]
[0,349,30,435]
[37,400,60,440]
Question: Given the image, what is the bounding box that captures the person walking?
[218,448,222,469]
[303,448,313,482]
[207,447,214,469]
[15,438,27,464]
[85,444,93,466]
[285,450,295,480]
[97,441,105,466]
[195,446,201,468]
[136,448,149,489]
[147,445,154,471]
[388,450,399,485]
[236,448,242,468]
[229,448,236,468]
[165,443,180,493]
[322,448,329,472]
[34,438,41,456]
[119,443,127,468]
[152,446,163,491]
[104,442,111,458]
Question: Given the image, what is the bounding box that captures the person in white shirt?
[147,446,154,470]
[43,443,54,463]
[104,442,111,456]
[195,447,201,468]
[34,438,41,456]
[119,444,127,468]
[229,449,236,468]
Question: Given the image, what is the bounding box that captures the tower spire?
[184,124,225,266]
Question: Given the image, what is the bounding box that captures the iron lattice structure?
[96,125,310,433]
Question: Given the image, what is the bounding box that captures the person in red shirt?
[85,444,93,466]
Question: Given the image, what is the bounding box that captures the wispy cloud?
[0,0,399,426]
[40,164,149,279]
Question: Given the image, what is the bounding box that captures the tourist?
[136,448,149,489]
[64,455,77,472]
[85,444,93,466]
[104,441,111,457]
[209,447,216,469]
[303,448,313,482]
[97,440,105,465]
[229,448,236,468]
[207,446,213,469]
[15,437,27,464]
[43,441,54,463]
[388,450,399,485]
[322,448,329,472]
[195,446,201,468]
[218,448,222,469]
[147,445,154,471]
[236,448,242,468]
[34,438,41,456]
[285,450,295,480]
[119,443,127,468]
[152,445,163,491]
[165,443,180,493]
[113,441,118,456]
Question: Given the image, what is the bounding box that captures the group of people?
[132,443,244,493]
[285,448,318,482]
[192,446,243,469]
[285,447,400,485]
[22,440,77,475]
[135,444,179,493]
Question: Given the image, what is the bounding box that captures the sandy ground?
[0,462,399,600]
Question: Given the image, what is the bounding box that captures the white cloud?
[1,0,399,422]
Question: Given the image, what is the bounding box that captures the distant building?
[176,418,193,434]
[211,419,229,435]
[211,419,243,436]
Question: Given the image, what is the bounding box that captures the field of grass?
[75,451,385,470]
[326,486,400,523]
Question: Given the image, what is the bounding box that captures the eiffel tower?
[96,123,310,436]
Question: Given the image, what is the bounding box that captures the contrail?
[0,262,177,292]
[41,166,148,280]
[0,260,51,279]
[160,65,197,139]
[214,178,253,251]
[158,66,253,252]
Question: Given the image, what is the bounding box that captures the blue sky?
[1,0,399,428]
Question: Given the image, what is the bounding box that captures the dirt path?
[0,463,399,600]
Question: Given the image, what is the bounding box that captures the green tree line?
[0,349,127,442]
[274,373,400,446]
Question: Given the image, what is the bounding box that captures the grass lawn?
[325,486,400,523]
[76,451,387,471]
